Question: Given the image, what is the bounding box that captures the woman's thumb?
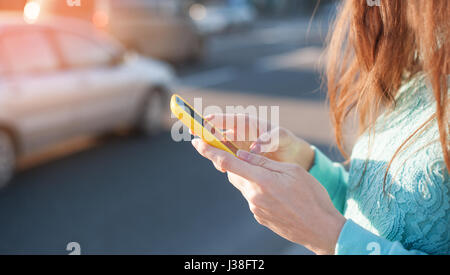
[250,128,280,154]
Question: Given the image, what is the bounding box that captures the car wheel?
[0,131,15,189]
[139,89,167,136]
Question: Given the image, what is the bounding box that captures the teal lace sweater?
[310,75,450,255]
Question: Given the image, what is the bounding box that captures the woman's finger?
[237,150,295,173]
[250,127,280,154]
[209,113,269,144]
[207,129,235,142]
[227,172,268,204]
[205,113,242,130]
[206,113,269,133]
[227,171,248,192]
[192,139,270,183]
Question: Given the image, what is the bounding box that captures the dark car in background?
[104,0,205,64]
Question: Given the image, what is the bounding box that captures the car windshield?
[0,29,60,75]
[109,0,180,16]
[57,32,116,69]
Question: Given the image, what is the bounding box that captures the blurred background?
[0,0,343,255]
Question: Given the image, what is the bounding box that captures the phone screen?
[176,96,239,154]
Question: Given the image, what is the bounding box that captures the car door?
[52,30,146,135]
[0,28,84,155]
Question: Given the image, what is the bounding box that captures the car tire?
[139,88,168,136]
[0,130,16,189]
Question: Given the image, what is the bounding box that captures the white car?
[0,17,175,187]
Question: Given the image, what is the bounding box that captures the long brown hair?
[326,0,449,184]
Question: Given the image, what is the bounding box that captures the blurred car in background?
[8,0,205,64]
[0,16,175,187]
[105,0,205,64]
[189,0,257,36]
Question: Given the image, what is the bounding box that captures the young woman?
[191,0,449,254]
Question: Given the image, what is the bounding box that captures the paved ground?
[0,15,344,255]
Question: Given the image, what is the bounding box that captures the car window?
[1,31,59,75]
[110,0,180,17]
[55,32,114,69]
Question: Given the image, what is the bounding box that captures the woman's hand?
[204,114,315,170]
[191,138,346,255]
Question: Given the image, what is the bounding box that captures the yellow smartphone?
[170,94,238,156]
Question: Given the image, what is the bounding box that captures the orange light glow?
[24,1,41,24]
[92,11,109,29]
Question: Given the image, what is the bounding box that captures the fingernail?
[250,143,261,154]
[249,143,255,150]
[205,114,214,120]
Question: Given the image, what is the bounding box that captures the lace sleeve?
[336,219,429,255]
[309,147,349,214]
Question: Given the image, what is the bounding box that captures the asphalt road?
[0,16,343,255]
